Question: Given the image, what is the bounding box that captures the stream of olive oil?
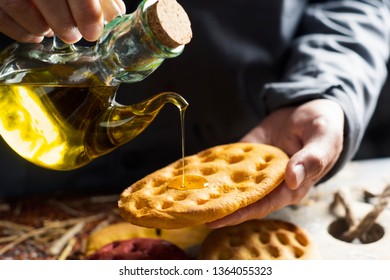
[168,108,208,190]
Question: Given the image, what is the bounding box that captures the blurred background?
[1,31,388,161]
[0,0,389,197]
[354,62,390,160]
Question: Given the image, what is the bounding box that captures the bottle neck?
[95,0,184,84]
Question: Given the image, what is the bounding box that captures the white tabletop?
[269,158,390,260]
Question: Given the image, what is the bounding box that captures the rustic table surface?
[1,158,389,260]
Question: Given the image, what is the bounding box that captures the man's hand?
[0,0,126,43]
[208,98,345,227]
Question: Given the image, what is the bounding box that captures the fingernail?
[293,164,306,188]
[44,30,54,38]
[24,34,44,43]
[101,0,125,21]
[61,27,82,43]
[82,24,103,42]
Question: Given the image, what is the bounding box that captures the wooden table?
[1,158,389,260]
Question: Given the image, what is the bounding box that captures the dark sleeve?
[261,0,390,180]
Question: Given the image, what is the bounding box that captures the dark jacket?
[0,0,389,196]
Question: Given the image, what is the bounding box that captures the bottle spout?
[89,92,188,156]
[133,91,188,113]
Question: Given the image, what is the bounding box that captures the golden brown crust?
[198,219,319,260]
[118,143,289,229]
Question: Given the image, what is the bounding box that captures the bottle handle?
[52,35,75,52]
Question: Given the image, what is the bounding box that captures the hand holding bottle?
[0,0,126,43]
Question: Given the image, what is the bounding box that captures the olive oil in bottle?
[0,84,112,170]
[0,84,187,170]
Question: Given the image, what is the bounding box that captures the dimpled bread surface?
[198,219,318,260]
[118,143,289,229]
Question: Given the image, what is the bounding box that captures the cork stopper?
[147,0,192,48]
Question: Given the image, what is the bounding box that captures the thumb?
[285,140,340,190]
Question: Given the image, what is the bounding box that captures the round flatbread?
[199,219,319,260]
[118,143,289,229]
